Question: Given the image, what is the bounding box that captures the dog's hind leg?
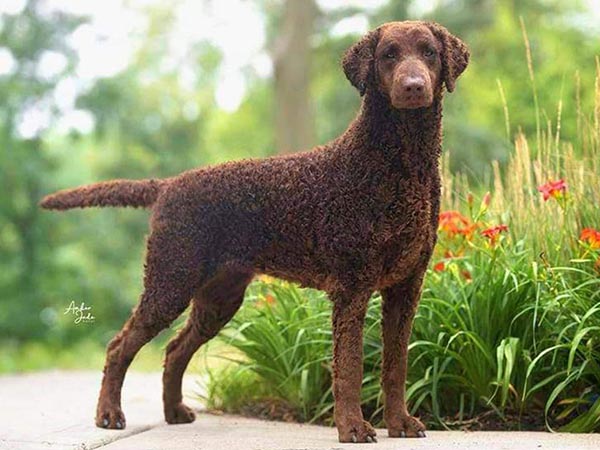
[162,269,253,424]
[95,228,202,430]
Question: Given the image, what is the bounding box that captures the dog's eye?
[383,51,396,60]
[423,48,436,58]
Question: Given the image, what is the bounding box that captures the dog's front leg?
[381,273,427,438]
[330,290,377,443]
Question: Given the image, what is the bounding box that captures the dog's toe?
[338,419,377,443]
[96,406,126,430]
[165,402,196,424]
[388,414,426,438]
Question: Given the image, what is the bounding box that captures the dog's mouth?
[390,90,434,110]
[392,98,432,109]
[392,98,433,110]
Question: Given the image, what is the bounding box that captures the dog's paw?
[337,419,377,443]
[96,405,126,430]
[387,414,426,438]
[165,402,196,424]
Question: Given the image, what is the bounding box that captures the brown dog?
[41,21,468,443]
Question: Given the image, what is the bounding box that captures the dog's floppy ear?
[342,28,381,96]
[427,22,469,93]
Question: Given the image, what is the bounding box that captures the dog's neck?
[347,90,444,179]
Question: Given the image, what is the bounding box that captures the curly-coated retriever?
[41,20,469,443]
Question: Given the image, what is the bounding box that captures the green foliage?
[208,281,334,422]
[412,253,600,432]
[202,82,276,163]
[204,253,600,431]
[0,0,85,339]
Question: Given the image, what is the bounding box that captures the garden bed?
[200,62,600,432]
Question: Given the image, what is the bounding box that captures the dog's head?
[342,21,469,109]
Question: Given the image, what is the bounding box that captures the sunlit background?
[1,0,600,370]
[1,0,599,137]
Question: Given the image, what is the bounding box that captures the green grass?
[201,281,334,422]
[202,257,599,431]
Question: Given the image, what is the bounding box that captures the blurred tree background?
[0,0,599,371]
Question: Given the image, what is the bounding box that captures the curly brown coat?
[41,21,469,444]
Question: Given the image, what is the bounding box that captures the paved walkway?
[0,371,598,450]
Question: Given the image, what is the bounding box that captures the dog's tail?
[40,179,167,211]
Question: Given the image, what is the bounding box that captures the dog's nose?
[392,71,432,109]
[402,76,425,93]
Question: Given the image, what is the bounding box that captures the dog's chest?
[370,178,435,287]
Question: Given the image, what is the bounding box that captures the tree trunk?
[272,0,317,153]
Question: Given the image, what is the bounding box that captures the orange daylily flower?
[481,224,509,244]
[439,211,476,238]
[443,249,464,258]
[461,223,479,240]
[537,179,567,201]
[581,228,600,249]
[257,293,277,308]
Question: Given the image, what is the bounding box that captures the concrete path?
[0,371,598,450]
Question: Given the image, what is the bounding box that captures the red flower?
[481,224,509,244]
[433,261,445,272]
[581,228,600,249]
[538,179,567,201]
